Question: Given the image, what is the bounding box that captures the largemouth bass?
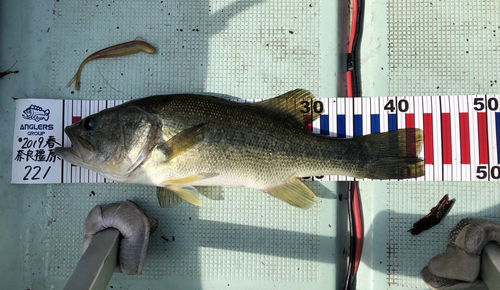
[55,89,424,209]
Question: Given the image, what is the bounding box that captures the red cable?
[346,71,353,98]
[352,182,363,274]
[348,0,358,54]
[346,0,363,278]
[347,0,358,98]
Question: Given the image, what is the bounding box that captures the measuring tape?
[301,95,500,182]
[300,95,500,182]
[11,95,500,184]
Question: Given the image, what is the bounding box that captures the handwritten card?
[12,99,63,183]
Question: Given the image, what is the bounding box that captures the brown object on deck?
[409,194,455,235]
[66,40,155,90]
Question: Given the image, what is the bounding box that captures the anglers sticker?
[22,105,51,122]
[12,99,63,184]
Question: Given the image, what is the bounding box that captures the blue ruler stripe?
[388,114,397,131]
[338,115,346,138]
[371,114,380,133]
[320,115,329,135]
[354,115,362,137]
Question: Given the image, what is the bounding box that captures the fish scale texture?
[43,0,339,289]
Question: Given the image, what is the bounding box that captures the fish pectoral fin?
[156,187,183,208]
[157,123,207,161]
[264,179,318,209]
[254,89,323,128]
[159,185,202,207]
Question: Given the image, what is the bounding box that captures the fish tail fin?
[361,128,424,179]
[367,157,424,179]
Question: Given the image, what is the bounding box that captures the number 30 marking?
[300,100,324,114]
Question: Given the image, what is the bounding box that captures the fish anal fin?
[158,185,202,207]
[264,179,318,209]
[255,89,323,128]
[157,123,206,160]
[156,187,183,208]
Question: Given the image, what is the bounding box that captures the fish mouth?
[54,146,84,167]
[54,129,95,165]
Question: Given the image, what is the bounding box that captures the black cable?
[347,0,365,98]
[343,181,356,290]
[343,0,365,289]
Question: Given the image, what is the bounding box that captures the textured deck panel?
[384,0,500,288]
[386,181,500,288]
[42,1,342,289]
[357,0,500,289]
[387,0,500,96]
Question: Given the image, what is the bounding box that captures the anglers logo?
[22,105,50,122]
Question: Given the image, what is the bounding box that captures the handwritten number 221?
[23,166,51,180]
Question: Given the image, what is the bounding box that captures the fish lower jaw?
[54,147,84,165]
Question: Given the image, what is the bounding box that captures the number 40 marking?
[384,99,409,113]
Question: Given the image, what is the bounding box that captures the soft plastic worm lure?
[66,40,155,91]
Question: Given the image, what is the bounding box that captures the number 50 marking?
[473,96,499,111]
[476,165,500,180]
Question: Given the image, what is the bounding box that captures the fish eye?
[83,117,96,130]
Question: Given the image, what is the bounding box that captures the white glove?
[421,218,500,289]
[83,200,158,275]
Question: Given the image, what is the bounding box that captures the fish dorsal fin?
[264,178,318,209]
[157,123,206,161]
[254,89,323,128]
